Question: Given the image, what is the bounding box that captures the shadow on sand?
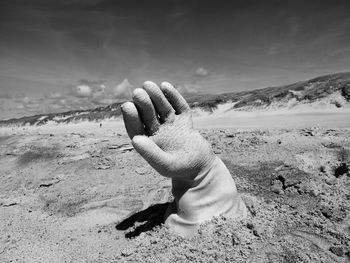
[116,202,170,238]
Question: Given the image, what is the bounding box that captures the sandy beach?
[1,111,349,262]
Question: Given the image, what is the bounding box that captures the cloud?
[78,79,105,86]
[10,94,25,103]
[90,85,110,105]
[174,83,201,95]
[113,79,133,99]
[328,47,350,57]
[0,93,12,99]
[25,103,40,110]
[72,84,93,97]
[92,98,116,105]
[70,80,117,105]
[195,67,209,77]
[46,92,63,99]
[22,97,31,104]
[16,104,25,110]
[57,98,67,106]
[35,80,114,112]
[48,104,64,110]
[92,84,106,98]
[16,96,44,112]
[3,78,134,119]
[269,43,282,55]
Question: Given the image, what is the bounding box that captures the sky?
[0,0,350,119]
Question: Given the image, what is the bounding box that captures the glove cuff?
[165,157,247,237]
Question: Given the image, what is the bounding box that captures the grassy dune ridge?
[1,72,349,126]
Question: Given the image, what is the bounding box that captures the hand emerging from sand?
[122,81,215,179]
[122,81,247,237]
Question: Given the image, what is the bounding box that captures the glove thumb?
[132,135,173,176]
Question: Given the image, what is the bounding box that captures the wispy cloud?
[46,92,63,99]
[194,67,209,77]
[72,85,93,97]
[112,79,133,99]
[0,93,12,99]
[328,47,350,57]
[175,82,202,96]
[268,43,282,56]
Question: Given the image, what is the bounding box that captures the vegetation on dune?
[1,72,350,126]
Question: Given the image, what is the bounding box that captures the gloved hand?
[121,81,247,237]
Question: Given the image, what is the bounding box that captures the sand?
[0,111,350,262]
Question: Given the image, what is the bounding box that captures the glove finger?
[121,102,145,139]
[160,82,191,114]
[132,88,160,135]
[142,81,175,123]
[132,135,173,177]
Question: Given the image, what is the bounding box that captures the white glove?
[121,81,247,237]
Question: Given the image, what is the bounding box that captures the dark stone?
[253,229,260,237]
[319,165,326,173]
[320,207,332,219]
[334,163,349,178]
[329,246,344,257]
